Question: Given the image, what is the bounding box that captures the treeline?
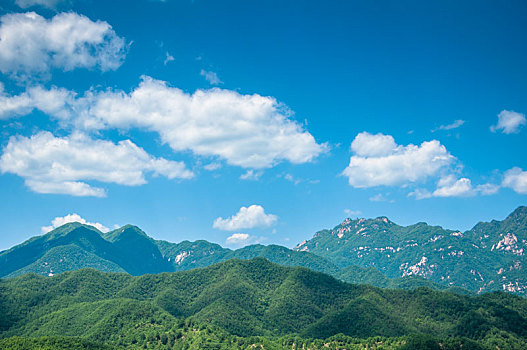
[0,331,519,349]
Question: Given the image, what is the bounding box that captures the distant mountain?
[158,239,339,275]
[0,221,448,293]
[1,259,526,349]
[295,206,527,295]
[3,207,525,295]
[0,223,338,279]
[0,224,171,278]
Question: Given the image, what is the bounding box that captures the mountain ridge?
[295,206,527,295]
[1,206,526,296]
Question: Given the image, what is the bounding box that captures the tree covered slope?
[0,222,440,292]
[1,259,527,349]
[295,206,527,295]
[2,206,526,296]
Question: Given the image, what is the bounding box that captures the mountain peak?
[44,222,102,241]
[340,217,357,226]
[509,206,527,219]
[103,224,150,242]
[338,216,395,230]
[374,216,393,224]
[56,222,83,229]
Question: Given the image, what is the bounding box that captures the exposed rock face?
[294,207,527,295]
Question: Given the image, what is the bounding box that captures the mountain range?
[1,206,526,297]
[296,206,527,295]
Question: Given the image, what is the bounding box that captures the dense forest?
[1,258,526,349]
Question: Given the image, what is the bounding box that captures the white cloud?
[41,213,109,234]
[284,173,301,185]
[15,0,65,8]
[491,110,526,134]
[408,188,432,200]
[164,52,174,65]
[225,233,249,246]
[369,193,394,202]
[432,119,465,132]
[240,169,263,180]
[0,131,193,197]
[475,183,500,195]
[200,69,222,85]
[344,209,361,216]
[432,175,474,197]
[502,167,527,194]
[409,177,500,199]
[213,205,277,231]
[0,12,126,80]
[4,77,327,169]
[224,233,264,247]
[203,162,222,171]
[342,132,454,188]
[0,84,75,120]
[350,132,397,157]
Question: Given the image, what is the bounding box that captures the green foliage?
[6,244,125,277]
[297,206,527,296]
[0,336,112,349]
[0,221,468,297]
[2,208,527,349]
[9,209,525,297]
[1,258,527,349]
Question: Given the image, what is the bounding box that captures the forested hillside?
[2,207,526,297]
[0,222,449,292]
[295,206,527,295]
[1,259,526,349]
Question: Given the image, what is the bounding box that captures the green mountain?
[158,239,338,275]
[0,224,171,278]
[0,223,337,278]
[0,223,119,278]
[2,206,525,295]
[1,221,438,292]
[295,206,527,295]
[1,259,526,349]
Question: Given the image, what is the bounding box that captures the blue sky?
[0,0,526,251]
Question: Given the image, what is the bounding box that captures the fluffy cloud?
[475,183,500,196]
[0,84,75,120]
[200,69,222,85]
[432,175,474,197]
[89,77,327,168]
[342,132,454,188]
[502,167,527,194]
[225,233,249,245]
[491,110,526,134]
[350,132,397,157]
[409,176,500,199]
[213,205,277,231]
[1,76,327,169]
[0,131,193,197]
[224,233,265,247]
[0,12,126,79]
[41,213,109,234]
